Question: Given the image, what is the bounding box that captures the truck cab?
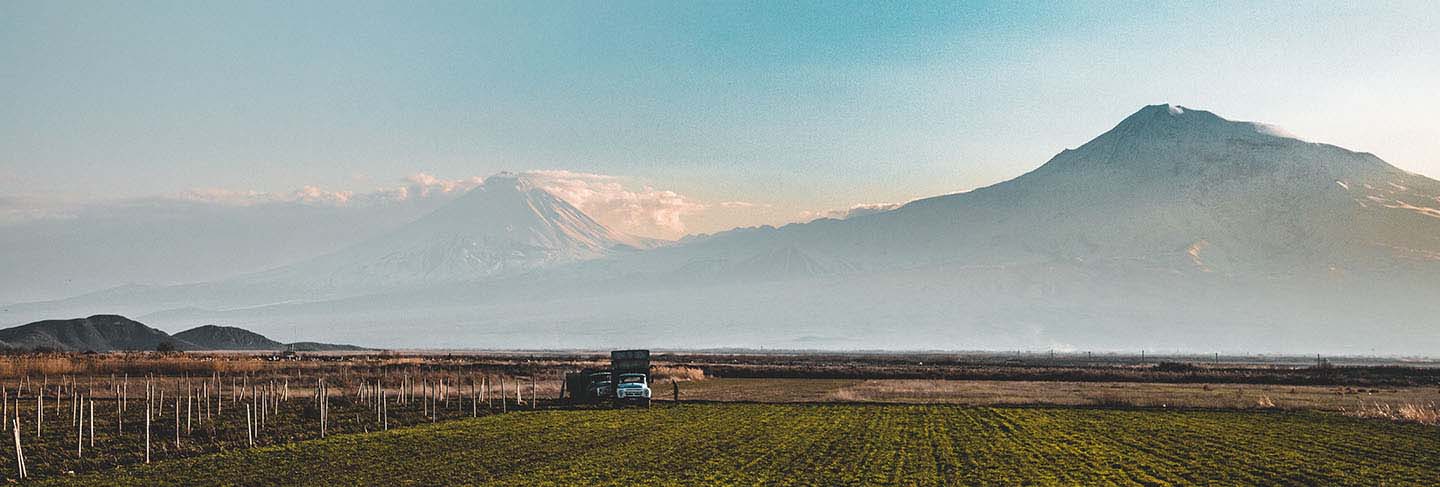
[614,372,652,406]
[588,371,613,399]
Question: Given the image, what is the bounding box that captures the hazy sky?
[3,1,1438,237]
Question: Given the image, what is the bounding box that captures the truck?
[563,369,613,403]
[610,349,652,407]
[563,349,651,406]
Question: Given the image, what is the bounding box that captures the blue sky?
[3,1,1437,236]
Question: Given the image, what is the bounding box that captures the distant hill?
[172,325,283,350]
[0,315,196,352]
[284,342,369,352]
[0,316,365,352]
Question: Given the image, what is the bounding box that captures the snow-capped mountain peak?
[1114,104,1307,144]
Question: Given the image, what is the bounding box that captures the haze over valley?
[5,105,1438,354]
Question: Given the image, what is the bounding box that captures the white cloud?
[519,170,705,239]
[174,172,484,208]
[839,203,903,219]
[401,172,485,199]
[798,202,903,222]
[718,201,767,209]
[0,194,85,224]
[176,188,275,205]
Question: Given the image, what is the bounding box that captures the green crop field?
[41,403,1440,486]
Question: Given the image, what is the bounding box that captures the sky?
[2,1,1438,239]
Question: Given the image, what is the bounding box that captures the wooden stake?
[77,394,83,457]
[245,404,253,447]
[13,417,25,479]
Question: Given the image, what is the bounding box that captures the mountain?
[0,315,196,352]
[246,172,656,291]
[625,104,1440,276]
[172,325,283,350]
[878,104,1440,273]
[5,105,1439,353]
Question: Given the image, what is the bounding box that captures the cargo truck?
[564,349,651,406]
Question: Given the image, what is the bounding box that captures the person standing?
[671,380,680,403]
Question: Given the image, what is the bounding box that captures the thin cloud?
[6,170,751,241]
[175,172,484,208]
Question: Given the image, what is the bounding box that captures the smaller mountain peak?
[483,171,545,191]
[1133,103,1208,119]
[1140,103,1186,115]
[1118,104,1311,144]
[483,171,520,184]
[1111,104,1232,134]
[85,314,134,322]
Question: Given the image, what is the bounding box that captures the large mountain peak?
[1107,103,1289,144]
[1022,103,1402,187]
[850,104,1440,275]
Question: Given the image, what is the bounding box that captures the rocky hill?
[0,315,195,352]
[0,316,365,352]
[171,325,283,350]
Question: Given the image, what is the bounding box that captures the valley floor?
[44,403,1440,486]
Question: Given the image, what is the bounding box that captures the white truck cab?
[614,372,652,406]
